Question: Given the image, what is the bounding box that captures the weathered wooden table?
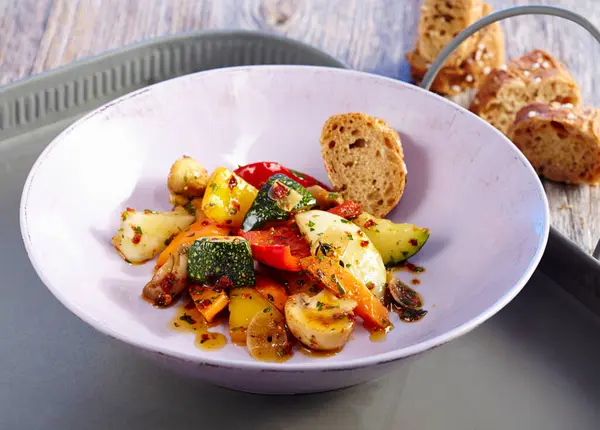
[2,0,599,252]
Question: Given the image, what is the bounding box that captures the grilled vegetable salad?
[112,158,430,362]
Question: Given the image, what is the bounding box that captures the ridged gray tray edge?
[0,30,345,140]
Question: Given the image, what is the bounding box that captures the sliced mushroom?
[142,243,190,307]
[285,290,357,351]
[246,307,293,362]
[386,276,428,323]
[387,278,423,309]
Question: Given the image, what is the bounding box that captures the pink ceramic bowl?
[20,66,549,394]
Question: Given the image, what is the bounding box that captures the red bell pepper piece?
[234,161,331,190]
[327,200,361,220]
[242,222,311,272]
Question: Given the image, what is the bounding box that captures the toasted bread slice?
[508,102,600,185]
[407,2,505,95]
[470,49,581,135]
[320,113,406,218]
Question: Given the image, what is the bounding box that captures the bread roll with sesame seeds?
[416,0,485,67]
[470,49,581,135]
[407,2,505,96]
[508,102,600,185]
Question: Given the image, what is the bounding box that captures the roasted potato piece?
[112,208,194,264]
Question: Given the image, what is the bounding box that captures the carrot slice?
[300,256,390,330]
[189,285,229,323]
[156,221,230,268]
[254,274,288,312]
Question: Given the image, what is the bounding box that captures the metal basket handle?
[419,5,600,260]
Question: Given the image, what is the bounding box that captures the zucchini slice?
[353,212,430,266]
[295,210,387,299]
[241,174,316,231]
[188,236,256,287]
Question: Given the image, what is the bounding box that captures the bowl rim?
[20,64,550,372]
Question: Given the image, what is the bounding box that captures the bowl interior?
[21,66,548,370]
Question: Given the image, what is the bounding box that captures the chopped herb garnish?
[179,314,195,325]
[135,226,143,234]
[340,219,350,224]
[328,193,339,200]
[184,202,196,215]
[263,306,273,313]
[316,241,333,256]
[316,301,338,311]
[267,293,275,302]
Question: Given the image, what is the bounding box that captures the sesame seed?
[500,64,508,71]
[465,74,474,82]
[567,113,576,120]
[483,66,491,75]
[477,60,484,67]
[563,103,574,109]
[542,61,550,68]
[532,63,540,70]
[451,85,461,92]
[523,70,530,77]
[478,43,485,50]
[528,111,538,118]
[533,77,542,83]
[483,53,490,59]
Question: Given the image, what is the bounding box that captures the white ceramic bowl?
[20,66,549,394]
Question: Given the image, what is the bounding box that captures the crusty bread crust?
[320,113,406,218]
[417,0,485,67]
[508,102,600,185]
[470,49,581,134]
[407,3,505,95]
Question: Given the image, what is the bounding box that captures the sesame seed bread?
[469,49,582,135]
[407,3,505,95]
[320,113,407,218]
[417,0,485,67]
[508,102,600,185]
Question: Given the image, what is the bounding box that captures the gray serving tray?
[1,31,599,430]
